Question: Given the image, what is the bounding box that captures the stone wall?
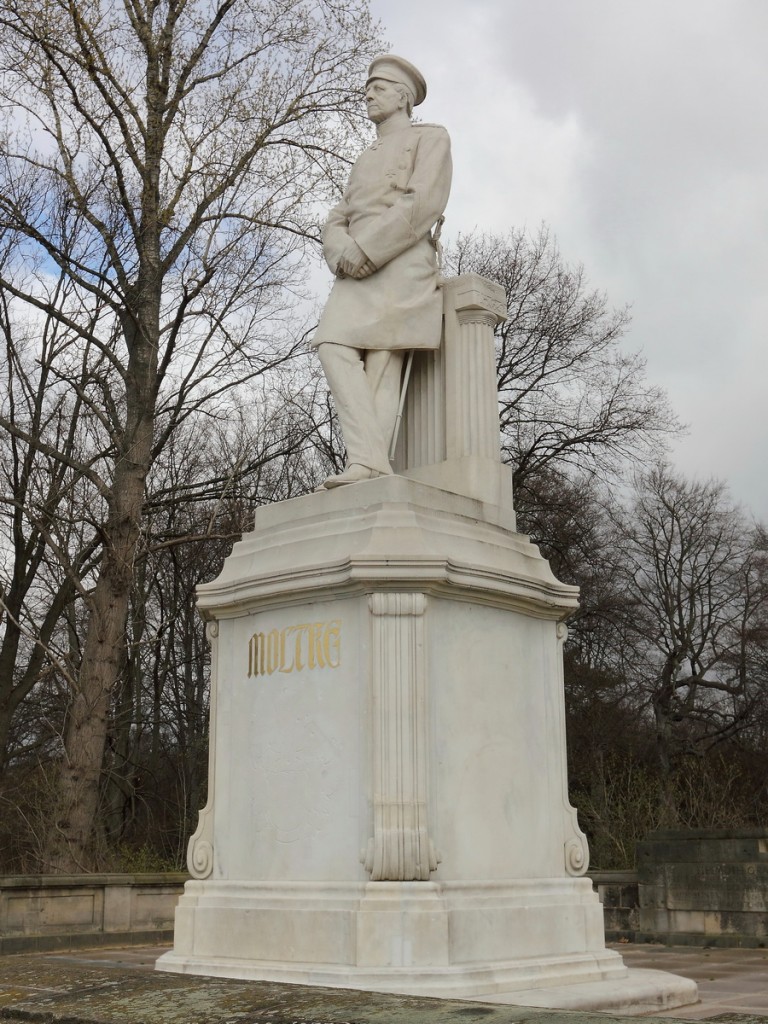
[0,873,187,953]
[3,836,767,954]
[637,829,768,947]
[590,871,640,940]
[5,872,638,955]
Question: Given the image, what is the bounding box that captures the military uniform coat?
[313,122,452,351]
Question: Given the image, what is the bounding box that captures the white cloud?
[365,0,768,516]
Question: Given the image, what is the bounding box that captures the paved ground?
[618,943,768,1019]
[0,942,766,1023]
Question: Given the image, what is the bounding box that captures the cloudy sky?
[365,0,767,520]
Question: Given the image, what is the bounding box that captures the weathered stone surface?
[0,947,693,1024]
[637,829,768,873]
[0,875,186,953]
[590,872,640,940]
[637,829,768,945]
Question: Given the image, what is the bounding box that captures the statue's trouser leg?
[363,348,405,444]
[318,343,404,475]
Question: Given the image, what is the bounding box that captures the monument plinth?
[157,278,697,1014]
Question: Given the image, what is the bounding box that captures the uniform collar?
[375,115,412,139]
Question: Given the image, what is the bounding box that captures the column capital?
[444,272,507,325]
[456,308,498,328]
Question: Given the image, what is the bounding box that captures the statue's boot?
[323,463,388,488]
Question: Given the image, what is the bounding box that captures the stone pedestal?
[157,277,697,1013]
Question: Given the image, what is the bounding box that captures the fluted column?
[394,273,507,473]
[398,345,445,469]
[443,274,507,461]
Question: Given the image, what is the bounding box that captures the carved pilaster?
[365,592,437,881]
[187,619,219,879]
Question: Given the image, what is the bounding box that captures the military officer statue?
[313,54,452,488]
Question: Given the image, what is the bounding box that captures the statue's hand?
[351,259,377,279]
[336,240,375,279]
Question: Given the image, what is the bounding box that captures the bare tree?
[608,464,768,822]
[446,228,679,497]
[518,468,768,864]
[0,286,102,766]
[0,0,380,870]
[98,378,340,865]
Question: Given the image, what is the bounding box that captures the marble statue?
[312,54,452,488]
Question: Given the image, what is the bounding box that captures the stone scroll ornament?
[557,622,590,876]
[186,620,218,879]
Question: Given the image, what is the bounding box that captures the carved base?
[158,878,620,987]
[156,878,697,1011]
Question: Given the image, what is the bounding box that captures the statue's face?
[365,78,406,124]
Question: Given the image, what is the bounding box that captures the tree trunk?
[653,671,679,828]
[42,329,157,871]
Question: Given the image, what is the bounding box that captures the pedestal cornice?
[196,477,578,621]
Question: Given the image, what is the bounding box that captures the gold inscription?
[248,620,341,677]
